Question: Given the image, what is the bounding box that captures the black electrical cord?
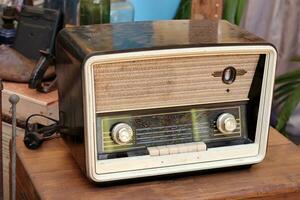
[24,114,60,149]
[25,114,58,126]
[25,114,59,134]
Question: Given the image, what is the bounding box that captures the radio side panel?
[56,40,86,173]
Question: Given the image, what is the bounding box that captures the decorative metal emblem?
[212,67,247,84]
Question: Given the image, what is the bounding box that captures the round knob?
[111,123,133,145]
[216,113,237,134]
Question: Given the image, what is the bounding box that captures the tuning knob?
[111,123,133,145]
[216,113,237,134]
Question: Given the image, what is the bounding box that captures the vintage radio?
[55,20,277,182]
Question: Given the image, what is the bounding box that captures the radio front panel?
[96,104,250,159]
[80,45,276,182]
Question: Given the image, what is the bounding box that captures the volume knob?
[111,123,133,145]
[216,113,237,134]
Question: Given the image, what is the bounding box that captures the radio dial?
[111,123,133,145]
[216,113,237,134]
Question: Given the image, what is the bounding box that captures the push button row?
[147,142,207,156]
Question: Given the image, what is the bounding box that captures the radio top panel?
[57,20,267,62]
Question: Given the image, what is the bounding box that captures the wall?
[129,0,180,21]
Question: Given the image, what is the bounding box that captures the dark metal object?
[9,94,20,200]
[1,6,16,29]
[212,68,247,78]
[28,49,54,89]
[13,6,61,60]
[12,6,62,92]
[222,67,237,84]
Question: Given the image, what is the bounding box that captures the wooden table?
[16,128,300,200]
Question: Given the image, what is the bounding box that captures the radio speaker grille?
[93,54,259,113]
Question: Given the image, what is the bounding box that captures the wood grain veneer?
[93,54,259,113]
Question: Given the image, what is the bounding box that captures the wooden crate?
[2,82,59,125]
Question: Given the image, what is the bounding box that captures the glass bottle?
[80,0,110,25]
[110,0,134,23]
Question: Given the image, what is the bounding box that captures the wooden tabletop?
[2,82,58,105]
[16,128,300,200]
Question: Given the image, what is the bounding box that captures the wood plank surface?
[16,128,300,200]
[2,82,58,105]
[192,0,223,21]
